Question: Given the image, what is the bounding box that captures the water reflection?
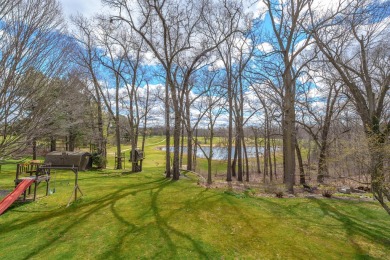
[161,146,276,160]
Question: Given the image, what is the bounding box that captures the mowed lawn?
[0,137,390,259]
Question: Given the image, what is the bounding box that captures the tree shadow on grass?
[96,178,173,260]
[1,176,217,259]
[96,179,218,259]
[146,182,213,259]
[311,198,390,252]
[2,178,389,259]
[0,177,170,259]
[253,196,390,256]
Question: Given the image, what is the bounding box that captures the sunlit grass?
[0,136,389,259]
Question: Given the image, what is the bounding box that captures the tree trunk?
[226,72,233,182]
[172,110,181,180]
[253,129,261,174]
[295,138,305,185]
[263,132,268,182]
[207,125,214,185]
[317,144,328,183]
[50,137,56,152]
[180,125,184,168]
[115,119,122,169]
[68,132,76,152]
[140,85,149,171]
[193,128,198,171]
[272,138,278,180]
[317,85,338,183]
[268,133,273,182]
[130,128,137,172]
[165,81,171,178]
[283,81,296,193]
[367,125,390,215]
[232,143,237,178]
[32,138,37,160]
[96,91,106,168]
[236,133,243,182]
[186,91,193,171]
[243,137,249,182]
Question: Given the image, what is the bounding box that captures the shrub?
[275,191,284,198]
[92,153,107,169]
[322,189,334,198]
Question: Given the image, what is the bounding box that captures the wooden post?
[67,167,83,207]
[75,169,78,201]
[46,179,50,196]
[33,182,37,201]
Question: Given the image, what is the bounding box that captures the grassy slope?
[0,136,389,259]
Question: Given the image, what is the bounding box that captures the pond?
[161,146,277,160]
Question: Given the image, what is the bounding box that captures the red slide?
[0,178,35,215]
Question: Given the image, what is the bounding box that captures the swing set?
[15,152,90,205]
[1,152,91,215]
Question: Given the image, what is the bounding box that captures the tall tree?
[260,0,314,192]
[296,65,348,183]
[95,18,128,169]
[106,0,244,180]
[71,15,107,167]
[0,0,71,156]
[195,71,225,184]
[308,0,390,213]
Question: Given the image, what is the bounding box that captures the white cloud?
[143,51,160,66]
[208,59,225,71]
[307,87,322,99]
[243,0,267,20]
[59,0,107,20]
[257,42,273,53]
[310,0,348,15]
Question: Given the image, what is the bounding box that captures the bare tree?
[308,0,390,213]
[257,0,314,192]
[0,0,21,20]
[0,0,71,157]
[194,71,225,184]
[105,0,245,179]
[296,64,348,183]
[71,15,107,167]
[95,18,130,169]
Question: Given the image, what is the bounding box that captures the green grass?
[0,136,389,259]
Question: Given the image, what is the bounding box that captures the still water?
[161,146,276,160]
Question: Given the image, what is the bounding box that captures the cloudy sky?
[59,0,266,21]
[59,0,105,19]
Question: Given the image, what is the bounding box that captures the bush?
[322,189,334,198]
[244,188,256,197]
[92,153,107,169]
[275,191,284,198]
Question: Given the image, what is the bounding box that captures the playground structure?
[130,149,145,172]
[0,151,91,215]
[14,160,50,201]
[0,179,35,215]
[0,160,49,215]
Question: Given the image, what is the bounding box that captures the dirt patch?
[0,190,11,197]
[194,178,374,201]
